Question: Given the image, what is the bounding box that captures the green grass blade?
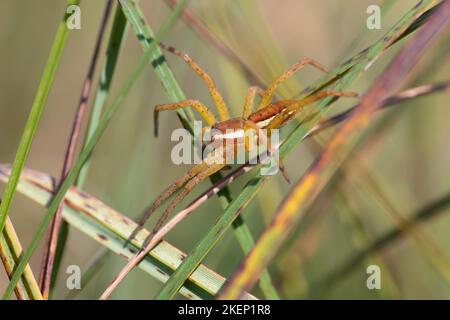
[120,0,279,299]
[119,0,194,122]
[0,0,79,236]
[1,0,188,300]
[154,0,439,299]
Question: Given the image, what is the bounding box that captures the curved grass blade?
[154,0,440,299]
[1,0,188,300]
[0,166,255,300]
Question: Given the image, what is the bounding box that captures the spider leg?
[129,162,209,241]
[258,58,330,109]
[154,100,217,136]
[265,90,359,130]
[242,86,264,119]
[141,162,226,248]
[161,44,231,121]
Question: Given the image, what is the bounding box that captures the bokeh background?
[1,0,450,299]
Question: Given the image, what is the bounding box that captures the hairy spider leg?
[161,44,231,121]
[258,58,330,109]
[242,86,264,119]
[154,100,217,136]
[129,162,209,241]
[265,90,359,130]
[140,162,226,249]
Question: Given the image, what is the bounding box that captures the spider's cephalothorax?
[136,44,358,243]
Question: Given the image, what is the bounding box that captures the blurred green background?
[1,0,450,299]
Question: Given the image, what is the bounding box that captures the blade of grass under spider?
[0,215,43,300]
[154,0,440,299]
[0,0,79,238]
[219,1,450,299]
[0,167,256,300]
[118,0,279,299]
[1,0,188,300]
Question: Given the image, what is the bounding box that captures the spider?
[97,45,360,299]
[134,44,358,243]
